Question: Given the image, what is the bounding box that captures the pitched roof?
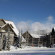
[1,24,17,35]
[21,36,26,42]
[0,19,19,36]
[54,27,55,30]
[4,20,19,36]
[23,31,45,38]
[30,34,41,38]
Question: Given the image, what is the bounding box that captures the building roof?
[0,19,19,36]
[54,27,55,30]
[30,33,42,38]
[1,24,17,35]
[23,31,44,38]
[4,20,19,36]
[29,30,47,38]
[21,36,26,42]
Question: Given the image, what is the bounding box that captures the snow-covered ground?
[0,46,55,53]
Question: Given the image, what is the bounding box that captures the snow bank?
[0,46,55,53]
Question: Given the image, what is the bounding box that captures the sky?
[0,0,55,32]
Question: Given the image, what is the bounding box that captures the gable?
[0,19,6,26]
[2,24,16,35]
[0,19,19,36]
[5,20,19,36]
[22,31,32,38]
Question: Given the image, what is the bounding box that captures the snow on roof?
[19,32,26,42]
[30,33,42,38]
[0,24,8,28]
[1,24,7,28]
[29,31,45,38]
[22,36,26,42]
[28,30,47,38]
[54,27,55,30]
[5,20,19,36]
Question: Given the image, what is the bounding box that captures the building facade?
[0,19,19,50]
[22,31,45,47]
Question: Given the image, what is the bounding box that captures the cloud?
[47,16,53,22]
[31,16,54,33]
[17,21,30,33]
[31,22,45,31]
[17,16,55,33]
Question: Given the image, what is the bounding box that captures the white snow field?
[0,46,55,53]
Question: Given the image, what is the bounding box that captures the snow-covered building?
[22,31,46,47]
[22,28,55,48]
[0,19,19,50]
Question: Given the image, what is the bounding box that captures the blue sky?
[0,0,55,23]
[0,0,55,32]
